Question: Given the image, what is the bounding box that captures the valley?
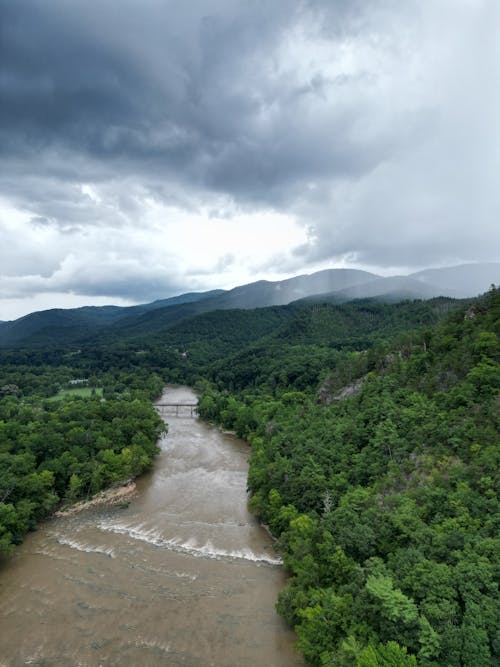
[0,275,498,666]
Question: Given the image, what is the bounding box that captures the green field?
[48,386,103,401]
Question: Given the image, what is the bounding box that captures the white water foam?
[97,521,282,565]
[134,638,172,655]
[174,570,198,581]
[56,536,115,558]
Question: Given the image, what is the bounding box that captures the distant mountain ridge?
[296,275,458,305]
[0,263,498,347]
[411,262,500,295]
[204,268,378,309]
[296,263,500,305]
[0,268,378,346]
[0,289,224,347]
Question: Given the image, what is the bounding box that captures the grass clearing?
[48,387,103,401]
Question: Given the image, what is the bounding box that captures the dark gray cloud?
[0,0,499,318]
[0,1,395,196]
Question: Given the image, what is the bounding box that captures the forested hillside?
[206,299,459,393]
[198,288,500,666]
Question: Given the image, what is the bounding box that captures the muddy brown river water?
[0,386,302,666]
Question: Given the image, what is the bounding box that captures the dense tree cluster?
[0,369,166,553]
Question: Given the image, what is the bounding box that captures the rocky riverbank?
[54,481,137,517]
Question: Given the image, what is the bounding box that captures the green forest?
[0,290,498,665]
[0,370,166,552]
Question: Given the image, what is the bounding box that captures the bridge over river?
[155,401,198,416]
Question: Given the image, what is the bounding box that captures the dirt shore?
[54,481,137,517]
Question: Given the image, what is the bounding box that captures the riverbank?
[54,480,137,517]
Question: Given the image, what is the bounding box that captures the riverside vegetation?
[0,371,166,552]
[0,289,498,666]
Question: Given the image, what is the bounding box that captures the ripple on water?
[97,520,282,565]
[55,535,115,558]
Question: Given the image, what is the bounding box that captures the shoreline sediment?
[54,481,137,517]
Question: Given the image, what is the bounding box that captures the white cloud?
[0,190,307,318]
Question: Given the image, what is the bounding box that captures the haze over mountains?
[0,263,498,348]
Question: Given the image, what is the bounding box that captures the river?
[0,386,302,666]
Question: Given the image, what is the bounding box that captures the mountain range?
[0,262,498,348]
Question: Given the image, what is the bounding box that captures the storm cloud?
[1,0,498,318]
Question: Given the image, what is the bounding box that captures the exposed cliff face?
[0,383,19,396]
[318,375,366,404]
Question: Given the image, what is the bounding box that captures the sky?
[1,0,499,320]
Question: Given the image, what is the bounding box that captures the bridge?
[155,402,198,416]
